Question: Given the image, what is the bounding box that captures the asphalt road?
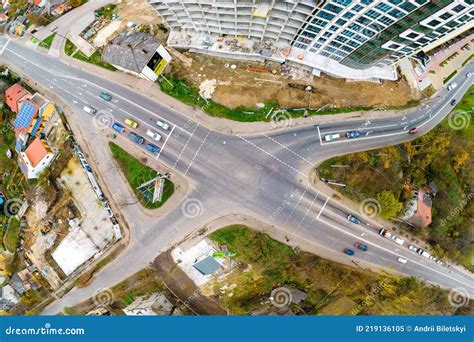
[0,37,472,314]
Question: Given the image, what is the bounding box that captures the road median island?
[108,142,174,209]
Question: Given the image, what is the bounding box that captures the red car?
[408,127,418,134]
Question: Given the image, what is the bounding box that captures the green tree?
[377,191,403,219]
[66,0,87,8]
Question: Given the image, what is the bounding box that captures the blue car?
[100,92,112,101]
[146,143,161,154]
[450,99,456,106]
[343,248,355,256]
[347,214,361,224]
[354,242,368,251]
[346,130,361,139]
[128,132,144,144]
[112,123,125,133]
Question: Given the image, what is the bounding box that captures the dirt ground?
[170,52,419,110]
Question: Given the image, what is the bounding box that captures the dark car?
[354,242,368,251]
[146,143,161,154]
[347,214,361,224]
[450,99,457,106]
[346,130,361,139]
[343,248,355,256]
[408,127,417,134]
[127,132,144,144]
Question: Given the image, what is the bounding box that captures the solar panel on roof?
[14,102,36,131]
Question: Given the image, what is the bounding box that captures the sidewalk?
[60,49,417,135]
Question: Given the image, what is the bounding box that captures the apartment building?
[149,0,473,80]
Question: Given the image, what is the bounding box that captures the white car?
[324,133,340,142]
[397,257,407,264]
[466,72,473,78]
[447,82,458,91]
[156,120,170,130]
[146,129,162,142]
[50,25,58,32]
[408,245,418,252]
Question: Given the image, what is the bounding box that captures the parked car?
[447,82,457,91]
[347,214,361,224]
[324,133,340,142]
[417,248,431,259]
[146,143,161,154]
[100,92,112,101]
[156,120,170,130]
[343,248,355,256]
[124,118,138,128]
[397,257,407,264]
[146,129,162,142]
[354,242,368,251]
[346,130,361,139]
[112,123,125,133]
[450,99,457,106]
[408,244,418,252]
[408,127,418,134]
[127,132,144,144]
[50,25,58,32]
[83,105,96,116]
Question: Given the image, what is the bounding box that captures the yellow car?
[124,118,138,129]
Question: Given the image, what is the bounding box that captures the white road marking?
[263,133,312,165]
[184,129,211,176]
[156,125,175,160]
[317,197,329,219]
[0,38,10,55]
[317,125,322,145]
[173,124,199,168]
[299,192,319,226]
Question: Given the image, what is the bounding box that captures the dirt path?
[152,251,227,315]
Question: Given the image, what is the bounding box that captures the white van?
[83,105,97,115]
[324,133,340,142]
[146,129,162,142]
[397,257,407,264]
[447,82,458,91]
[156,120,170,130]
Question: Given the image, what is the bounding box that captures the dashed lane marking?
[262,133,312,165]
[173,124,199,169]
[184,129,211,176]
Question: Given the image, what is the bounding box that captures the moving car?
[156,120,170,130]
[324,133,340,142]
[450,99,457,106]
[124,118,138,128]
[127,132,144,144]
[343,248,355,256]
[447,82,457,91]
[100,92,112,101]
[408,127,417,134]
[467,72,473,78]
[50,25,58,32]
[83,105,97,116]
[354,242,368,251]
[346,130,361,139]
[397,257,407,264]
[112,123,125,133]
[146,143,161,154]
[146,129,162,142]
[347,214,361,224]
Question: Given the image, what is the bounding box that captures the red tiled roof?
[25,138,49,167]
[409,191,432,227]
[5,83,29,113]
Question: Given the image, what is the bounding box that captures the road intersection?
[0,37,472,314]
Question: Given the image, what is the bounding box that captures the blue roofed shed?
[193,256,222,276]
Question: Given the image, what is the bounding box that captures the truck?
[127,132,144,144]
[379,228,404,245]
[417,248,431,259]
[112,123,125,133]
[83,105,97,116]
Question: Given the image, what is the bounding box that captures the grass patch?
[158,75,419,122]
[4,217,20,252]
[443,70,457,84]
[461,54,473,67]
[95,4,117,19]
[38,33,55,49]
[209,225,458,315]
[108,142,174,209]
[422,84,436,98]
[64,39,116,71]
